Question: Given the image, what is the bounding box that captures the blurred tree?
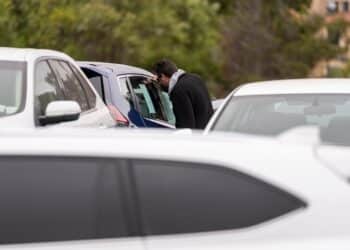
[0,0,220,86]
[0,1,13,45]
[220,0,340,91]
[285,0,312,11]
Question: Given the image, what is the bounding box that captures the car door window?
[133,80,157,119]
[0,156,128,244]
[129,76,175,123]
[118,76,134,108]
[158,90,176,126]
[87,75,104,99]
[0,61,26,116]
[71,65,97,108]
[34,60,65,117]
[132,160,305,235]
[49,60,89,111]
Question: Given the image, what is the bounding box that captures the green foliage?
[328,66,347,77]
[0,0,220,83]
[220,0,340,92]
[284,0,312,12]
[0,1,13,45]
[0,0,344,96]
[327,19,348,44]
[334,58,350,77]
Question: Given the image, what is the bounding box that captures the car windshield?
[212,94,350,139]
[0,61,26,117]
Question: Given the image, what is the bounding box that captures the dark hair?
[153,59,178,78]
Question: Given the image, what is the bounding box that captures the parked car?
[211,98,225,112]
[0,47,116,128]
[205,79,350,137]
[0,128,350,249]
[79,62,175,128]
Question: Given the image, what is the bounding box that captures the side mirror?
[39,101,81,126]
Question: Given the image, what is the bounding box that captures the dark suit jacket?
[170,73,213,129]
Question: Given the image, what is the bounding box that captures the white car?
[0,47,115,128]
[205,79,350,139]
[0,128,349,249]
[211,98,225,112]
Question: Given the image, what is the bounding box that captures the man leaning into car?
[153,59,213,129]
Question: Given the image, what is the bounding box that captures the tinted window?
[71,65,97,107]
[129,76,174,122]
[88,75,104,99]
[49,60,89,111]
[34,60,64,116]
[133,160,305,235]
[0,61,26,116]
[212,94,350,136]
[0,156,127,244]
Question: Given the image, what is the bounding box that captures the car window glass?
[159,90,176,125]
[89,75,104,99]
[34,60,64,117]
[213,94,350,136]
[0,61,26,117]
[49,60,89,111]
[129,76,170,121]
[133,160,305,235]
[0,156,128,244]
[71,65,97,108]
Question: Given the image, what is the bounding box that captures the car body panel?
[2,238,144,250]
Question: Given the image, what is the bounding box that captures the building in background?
[310,0,350,77]
[311,0,350,16]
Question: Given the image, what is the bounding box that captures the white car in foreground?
[0,129,349,249]
[205,79,350,141]
[0,47,115,128]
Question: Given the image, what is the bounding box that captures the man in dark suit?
[153,59,213,129]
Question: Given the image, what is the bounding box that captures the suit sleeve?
[171,90,195,129]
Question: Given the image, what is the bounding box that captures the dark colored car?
[79,62,175,128]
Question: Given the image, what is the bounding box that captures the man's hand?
[143,75,158,85]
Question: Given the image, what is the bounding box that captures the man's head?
[153,59,178,87]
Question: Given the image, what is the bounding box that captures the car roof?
[79,61,154,77]
[0,128,343,202]
[234,78,350,96]
[0,47,71,62]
